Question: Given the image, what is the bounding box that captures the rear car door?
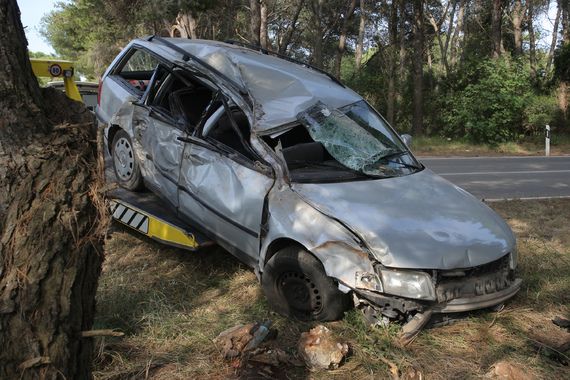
[98,47,160,127]
[178,101,274,264]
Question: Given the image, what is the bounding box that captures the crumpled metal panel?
[138,116,185,206]
[178,142,273,260]
[260,187,376,291]
[147,38,362,131]
[291,169,516,270]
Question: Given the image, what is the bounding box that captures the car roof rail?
[147,35,249,97]
[224,40,345,88]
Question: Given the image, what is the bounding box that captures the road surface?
[419,156,570,200]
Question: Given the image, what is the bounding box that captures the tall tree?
[412,0,424,135]
[277,0,305,54]
[355,0,368,70]
[260,0,269,49]
[0,0,103,378]
[546,3,562,74]
[250,0,261,46]
[386,0,399,125]
[512,0,524,56]
[491,0,505,58]
[333,0,357,79]
[449,0,465,67]
[528,0,537,75]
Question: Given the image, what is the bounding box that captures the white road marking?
[419,155,570,160]
[439,169,570,176]
[483,195,570,202]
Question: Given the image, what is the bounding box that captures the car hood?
[291,169,515,270]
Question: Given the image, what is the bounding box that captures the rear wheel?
[261,247,350,321]
[111,129,143,191]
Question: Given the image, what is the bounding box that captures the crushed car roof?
[135,38,362,132]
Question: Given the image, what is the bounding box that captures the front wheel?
[261,247,350,321]
[111,129,144,191]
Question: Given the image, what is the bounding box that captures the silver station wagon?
[97,37,521,333]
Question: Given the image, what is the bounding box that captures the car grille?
[435,254,514,303]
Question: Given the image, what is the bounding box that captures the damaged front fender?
[260,187,377,292]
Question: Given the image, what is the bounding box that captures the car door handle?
[183,153,207,165]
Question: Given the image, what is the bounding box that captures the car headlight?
[379,269,436,300]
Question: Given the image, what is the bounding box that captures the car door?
[99,47,161,127]
[177,102,274,263]
[132,68,187,206]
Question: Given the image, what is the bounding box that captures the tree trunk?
[491,0,504,58]
[333,0,356,79]
[512,0,523,56]
[387,0,398,125]
[450,0,465,67]
[0,0,103,378]
[412,0,424,135]
[278,0,304,54]
[260,0,269,49]
[546,4,561,75]
[355,0,367,70]
[562,0,570,44]
[528,1,537,75]
[250,0,261,46]
[224,0,236,39]
[309,0,325,69]
[171,11,197,39]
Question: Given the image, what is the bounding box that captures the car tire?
[261,246,350,321]
[111,129,144,191]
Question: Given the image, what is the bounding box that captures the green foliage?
[442,59,530,144]
[523,94,560,134]
[553,42,570,82]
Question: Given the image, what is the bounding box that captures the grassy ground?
[93,199,570,379]
[412,135,570,157]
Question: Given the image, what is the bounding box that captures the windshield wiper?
[376,150,422,170]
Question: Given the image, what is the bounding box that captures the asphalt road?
[419,155,570,200]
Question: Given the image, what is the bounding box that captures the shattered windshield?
[297,100,419,177]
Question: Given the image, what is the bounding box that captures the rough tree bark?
[250,0,261,46]
[386,0,398,125]
[412,0,424,136]
[260,0,269,49]
[170,11,198,39]
[512,0,523,56]
[491,0,504,58]
[355,0,367,70]
[0,0,103,378]
[333,0,356,79]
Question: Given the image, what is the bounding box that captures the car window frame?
[109,45,170,98]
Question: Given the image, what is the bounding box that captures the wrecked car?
[96,37,522,327]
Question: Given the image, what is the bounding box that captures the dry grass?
[93,199,570,379]
[412,136,570,157]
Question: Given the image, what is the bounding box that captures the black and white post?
[545,125,551,157]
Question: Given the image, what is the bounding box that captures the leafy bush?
[523,94,560,135]
[443,58,530,144]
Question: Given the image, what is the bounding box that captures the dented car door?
[177,105,274,263]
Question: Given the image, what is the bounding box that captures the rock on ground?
[297,325,349,371]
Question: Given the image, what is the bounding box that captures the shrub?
[443,58,530,145]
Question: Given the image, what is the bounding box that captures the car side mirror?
[401,134,412,147]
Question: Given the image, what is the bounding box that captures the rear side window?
[120,49,159,73]
[115,48,160,94]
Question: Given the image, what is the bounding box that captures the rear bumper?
[433,278,522,313]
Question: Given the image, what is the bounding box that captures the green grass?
[411,135,570,157]
[93,200,570,379]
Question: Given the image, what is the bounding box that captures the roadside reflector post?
[545,125,551,157]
